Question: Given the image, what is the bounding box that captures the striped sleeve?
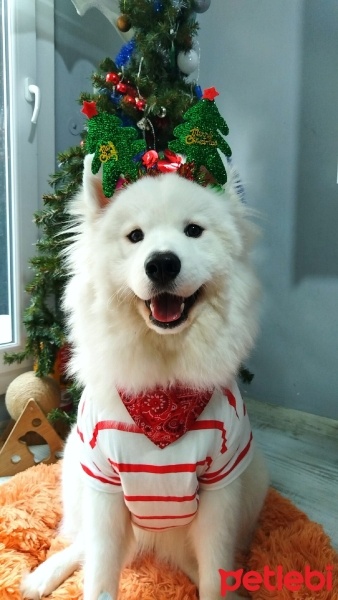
[198,384,254,490]
[76,391,122,493]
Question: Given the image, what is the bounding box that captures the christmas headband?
[81,86,232,198]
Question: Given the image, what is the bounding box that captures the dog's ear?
[225,166,260,256]
[82,153,111,211]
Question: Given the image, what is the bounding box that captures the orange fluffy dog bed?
[0,462,337,599]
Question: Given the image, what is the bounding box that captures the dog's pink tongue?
[151,294,183,323]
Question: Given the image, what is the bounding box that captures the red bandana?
[118,386,215,449]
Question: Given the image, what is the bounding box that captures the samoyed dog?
[22,154,268,600]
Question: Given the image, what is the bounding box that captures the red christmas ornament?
[116,82,128,94]
[106,72,120,85]
[142,150,159,168]
[202,87,219,101]
[81,100,98,118]
[135,98,146,111]
[124,94,136,106]
[126,85,137,98]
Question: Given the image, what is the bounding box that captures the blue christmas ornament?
[133,150,146,163]
[154,0,163,11]
[110,92,121,105]
[194,85,203,99]
[115,39,136,68]
[120,114,136,128]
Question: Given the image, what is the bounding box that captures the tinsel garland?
[115,39,136,69]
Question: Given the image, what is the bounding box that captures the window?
[0,0,55,393]
[0,0,12,345]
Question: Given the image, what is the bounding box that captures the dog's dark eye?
[127,229,144,243]
[184,223,204,238]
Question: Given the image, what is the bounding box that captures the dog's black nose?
[145,252,181,285]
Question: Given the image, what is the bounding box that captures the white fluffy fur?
[22,156,268,600]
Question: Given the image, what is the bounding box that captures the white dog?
[22,155,268,600]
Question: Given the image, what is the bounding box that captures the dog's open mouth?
[145,291,200,329]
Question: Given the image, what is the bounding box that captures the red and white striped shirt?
[76,382,254,531]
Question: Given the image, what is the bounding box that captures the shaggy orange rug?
[0,462,337,599]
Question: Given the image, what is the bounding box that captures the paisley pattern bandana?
[118,386,215,449]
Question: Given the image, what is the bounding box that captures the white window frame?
[0,0,55,394]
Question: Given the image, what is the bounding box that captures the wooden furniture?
[0,398,63,476]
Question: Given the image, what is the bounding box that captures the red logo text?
[219,565,333,596]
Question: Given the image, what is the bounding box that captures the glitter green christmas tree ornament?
[82,101,146,197]
[168,87,232,185]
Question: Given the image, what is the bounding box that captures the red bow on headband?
[142,149,182,173]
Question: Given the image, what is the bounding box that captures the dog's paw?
[20,574,40,600]
[21,543,81,598]
[21,561,65,599]
[83,587,115,600]
[21,569,51,599]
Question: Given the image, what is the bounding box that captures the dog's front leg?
[82,486,134,600]
[189,481,242,600]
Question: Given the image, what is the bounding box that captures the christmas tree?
[4,0,223,425]
[3,145,86,417]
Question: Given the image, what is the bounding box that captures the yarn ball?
[5,371,61,421]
